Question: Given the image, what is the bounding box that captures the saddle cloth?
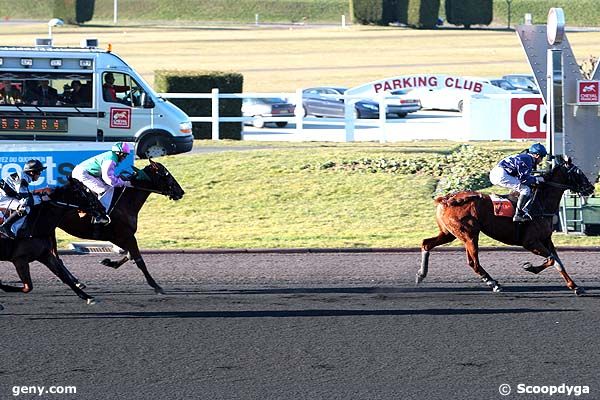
[490,194,515,218]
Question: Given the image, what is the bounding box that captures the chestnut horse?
[418,156,595,295]
[56,160,184,294]
[1,179,106,304]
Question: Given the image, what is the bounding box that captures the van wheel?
[275,121,288,128]
[458,100,464,113]
[139,136,168,159]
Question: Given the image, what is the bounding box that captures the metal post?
[294,88,303,132]
[378,94,387,143]
[211,88,219,140]
[114,0,118,24]
[344,94,355,142]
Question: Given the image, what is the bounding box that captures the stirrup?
[92,215,110,225]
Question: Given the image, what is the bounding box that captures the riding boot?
[0,212,22,239]
[513,193,532,222]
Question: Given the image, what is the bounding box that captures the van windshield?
[0,72,93,108]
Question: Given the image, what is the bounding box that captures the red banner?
[510,98,546,139]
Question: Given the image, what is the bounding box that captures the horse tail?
[434,192,484,207]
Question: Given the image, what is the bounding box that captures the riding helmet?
[23,159,47,173]
[112,142,132,154]
[528,143,548,157]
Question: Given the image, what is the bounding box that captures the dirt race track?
[1,250,599,400]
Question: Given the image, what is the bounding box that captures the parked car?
[410,87,471,112]
[242,97,295,128]
[386,89,421,117]
[502,74,540,94]
[301,87,380,119]
[483,78,530,94]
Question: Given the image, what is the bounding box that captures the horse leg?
[112,237,164,294]
[101,255,129,269]
[50,234,86,289]
[522,240,581,295]
[39,254,96,304]
[463,237,501,292]
[0,259,33,293]
[417,231,456,284]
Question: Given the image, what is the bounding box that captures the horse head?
[545,156,595,196]
[49,178,107,219]
[132,159,185,200]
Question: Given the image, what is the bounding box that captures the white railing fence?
[159,88,392,141]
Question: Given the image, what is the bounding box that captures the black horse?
[1,179,107,304]
[56,160,185,294]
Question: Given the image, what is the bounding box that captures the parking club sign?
[577,80,600,104]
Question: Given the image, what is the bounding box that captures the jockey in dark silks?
[0,160,50,239]
[489,143,548,222]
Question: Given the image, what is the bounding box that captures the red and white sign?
[109,107,131,129]
[511,97,546,139]
[577,80,600,104]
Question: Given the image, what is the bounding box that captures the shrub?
[406,0,440,28]
[154,70,244,140]
[53,0,95,24]
[445,0,492,28]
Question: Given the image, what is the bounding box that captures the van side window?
[102,72,146,107]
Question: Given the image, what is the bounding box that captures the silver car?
[242,97,295,128]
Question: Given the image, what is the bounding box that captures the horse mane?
[434,191,484,207]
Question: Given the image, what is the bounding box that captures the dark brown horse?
[418,156,595,295]
[56,160,184,294]
[1,179,106,304]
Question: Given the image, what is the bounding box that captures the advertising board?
[0,142,134,187]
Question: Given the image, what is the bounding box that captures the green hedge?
[406,0,439,28]
[53,0,95,24]
[446,0,492,28]
[154,70,244,141]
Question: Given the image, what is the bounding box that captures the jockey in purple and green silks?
[72,142,133,224]
[489,143,548,222]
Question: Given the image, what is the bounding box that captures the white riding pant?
[71,166,114,212]
[0,196,29,235]
[489,166,532,196]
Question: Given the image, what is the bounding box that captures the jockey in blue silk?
[0,159,51,239]
[71,142,133,224]
[489,143,548,222]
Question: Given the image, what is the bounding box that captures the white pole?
[114,0,118,24]
[48,25,52,39]
[342,15,346,28]
[211,88,220,140]
[255,14,259,26]
[295,88,303,132]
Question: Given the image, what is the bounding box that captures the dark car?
[242,97,295,128]
[301,87,380,119]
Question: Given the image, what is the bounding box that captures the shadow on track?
[23,307,576,320]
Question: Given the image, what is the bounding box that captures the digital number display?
[0,117,68,132]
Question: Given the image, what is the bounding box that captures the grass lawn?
[56,141,600,249]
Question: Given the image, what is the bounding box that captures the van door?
[97,71,152,142]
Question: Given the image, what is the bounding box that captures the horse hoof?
[86,298,96,305]
[76,282,87,290]
[415,274,425,285]
[154,287,165,295]
[0,304,4,311]
[574,287,586,296]
[492,284,503,293]
[100,258,111,266]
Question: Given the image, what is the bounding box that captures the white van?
[0,41,193,158]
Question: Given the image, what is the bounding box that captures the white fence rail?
[159,88,391,141]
